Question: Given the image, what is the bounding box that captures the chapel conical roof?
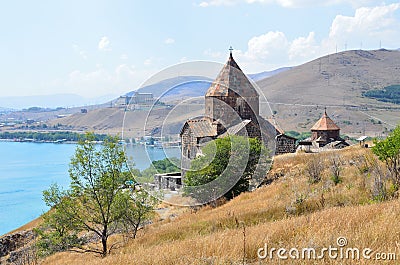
[311,110,340,131]
[205,51,258,97]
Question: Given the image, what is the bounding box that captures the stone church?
[180,50,296,174]
[299,109,350,150]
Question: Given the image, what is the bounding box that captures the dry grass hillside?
[42,146,400,264]
[258,49,400,136]
[44,49,400,138]
[47,102,204,138]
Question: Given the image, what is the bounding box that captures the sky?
[0,0,399,100]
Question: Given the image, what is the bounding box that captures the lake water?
[0,142,180,235]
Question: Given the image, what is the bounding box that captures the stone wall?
[0,231,35,259]
[154,173,182,191]
[0,230,36,264]
[276,135,297,155]
[311,130,340,142]
[180,126,197,177]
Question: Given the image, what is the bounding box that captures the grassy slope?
[257,49,400,136]
[47,101,204,138]
[43,147,400,264]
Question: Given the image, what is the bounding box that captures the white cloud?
[164,38,175,45]
[98,36,112,51]
[115,64,135,75]
[143,56,166,67]
[204,30,311,71]
[288,32,318,60]
[144,58,153,66]
[203,2,400,73]
[72,44,88,60]
[329,3,400,47]
[114,64,138,84]
[58,3,400,97]
[244,31,289,61]
[206,31,292,72]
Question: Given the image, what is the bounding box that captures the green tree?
[37,133,156,257]
[184,136,269,203]
[372,125,400,187]
[151,157,180,173]
[140,166,158,182]
[119,190,158,239]
[35,184,84,257]
[140,157,180,181]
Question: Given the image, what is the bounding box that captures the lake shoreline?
[0,138,181,147]
[0,141,180,235]
[0,138,77,144]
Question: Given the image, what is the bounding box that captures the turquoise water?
[0,142,180,235]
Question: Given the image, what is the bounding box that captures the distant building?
[116,92,154,108]
[130,92,154,104]
[299,109,349,150]
[26,119,35,124]
[311,109,341,146]
[154,172,182,191]
[275,133,297,155]
[356,135,369,148]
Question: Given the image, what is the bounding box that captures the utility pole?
[319,58,321,73]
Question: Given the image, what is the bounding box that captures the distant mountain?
[133,76,213,98]
[130,69,288,101]
[248,67,292,82]
[257,49,400,135]
[0,94,117,110]
[0,107,15,114]
[49,49,400,138]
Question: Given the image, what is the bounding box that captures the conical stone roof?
[205,52,258,98]
[311,110,340,131]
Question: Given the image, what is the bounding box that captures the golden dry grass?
[42,147,400,265]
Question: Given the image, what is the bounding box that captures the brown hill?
[40,147,400,264]
[48,49,400,138]
[48,101,204,138]
[258,49,400,136]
